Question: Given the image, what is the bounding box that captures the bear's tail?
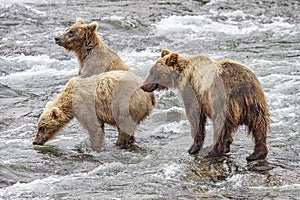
[247,98,270,138]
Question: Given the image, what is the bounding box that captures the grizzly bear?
[33,70,156,150]
[141,50,270,161]
[55,18,130,77]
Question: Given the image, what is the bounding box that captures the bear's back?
[216,60,262,89]
[91,70,153,126]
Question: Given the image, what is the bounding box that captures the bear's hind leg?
[116,127,135,148]
[246,128,268,161]
[188,114,207,154]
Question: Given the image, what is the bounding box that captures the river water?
[0,0,299,199]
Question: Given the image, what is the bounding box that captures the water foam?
[0,175,63,197]
[162,163,182,180]
[0,54,77,81]
[154,15,250,37]
[0,162,125,198]
[119,48,160,78]
[0,1,46,16]
[153,14,296,40]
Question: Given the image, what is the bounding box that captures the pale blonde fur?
[179,55,217,95]
[33,71,156,150]
[55,19,130,77]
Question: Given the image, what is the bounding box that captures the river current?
[0,0,299,199]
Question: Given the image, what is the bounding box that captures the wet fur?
[33,71,156,150]
[142,50,270,161]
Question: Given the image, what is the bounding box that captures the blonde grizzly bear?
[141,50,270,161]
[33,70,156,150]
[55,18,130,77]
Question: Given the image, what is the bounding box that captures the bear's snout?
[140,83,159,92]
[32,140,43,145]
[55,37,61,44]
[33,136,46,145]
[140,85,145,90]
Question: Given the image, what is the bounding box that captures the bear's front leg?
[116,127,135,148]
[188,114,207,155]
[75,115,105,151]
[89,130,105,151]
[87,122,105,151]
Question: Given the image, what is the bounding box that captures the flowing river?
[0,0,299,199]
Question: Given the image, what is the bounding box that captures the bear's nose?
[54,37,60,43]
[33,141,37,145]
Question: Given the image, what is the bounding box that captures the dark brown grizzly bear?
[55,18,130,77]
[141,50,270,161]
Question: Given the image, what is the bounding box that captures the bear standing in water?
[33,71,156,150]
[141,50,269,161]
[51,18,156,148]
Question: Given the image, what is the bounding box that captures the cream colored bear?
[33,70,156,150]
[55,18,130,77]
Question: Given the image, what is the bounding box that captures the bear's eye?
[68,30,75,37]
[39,127,45,133]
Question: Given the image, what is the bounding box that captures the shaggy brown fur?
[141,50,270,161]
[33,71,156,150]
[55,18,130,77]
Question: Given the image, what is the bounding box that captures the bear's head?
[55,18,99,52]
[33,102,66,145]
[141,50,188,92]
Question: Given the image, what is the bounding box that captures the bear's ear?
[88,22,98,32]
[161,49,170,58]
[76,18,85,25]
[166,53,179,68]
[50,107,62,119]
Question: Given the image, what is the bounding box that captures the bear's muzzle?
[32,136,46,145]
[140,83,159,92]
[55,37,62,45]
